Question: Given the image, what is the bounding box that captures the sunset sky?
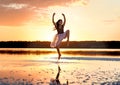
[0,0,120,41]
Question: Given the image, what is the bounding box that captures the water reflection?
[50,64,68,85]
[0,48,120,63]
[0,48,120,56]
[0,53,120,85]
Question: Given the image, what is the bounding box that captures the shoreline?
[0,49,120,56]
[0,41,120,48]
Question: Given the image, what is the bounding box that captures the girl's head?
[56,19,63,26]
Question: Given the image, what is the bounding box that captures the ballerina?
[50,13,70,60]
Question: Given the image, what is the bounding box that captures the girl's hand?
[62,13,65,16]
[53,13,55,16]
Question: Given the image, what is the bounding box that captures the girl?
[50,13,70,60]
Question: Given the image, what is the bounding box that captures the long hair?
[56,19,62,29]
[53,19,62,31]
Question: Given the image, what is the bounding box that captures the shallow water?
[0,48,120,61]
[0,48,120,85]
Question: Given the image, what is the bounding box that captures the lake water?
[0,48,120,62]
[0,48,120,85]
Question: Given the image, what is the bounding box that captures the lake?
[0,48,120,61]
[0,48,120,85]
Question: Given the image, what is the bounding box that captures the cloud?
[0,0,79,7]
[70,0,89,6]
[103,20,116,23]
[103,16,120,24]
[1,3,28,9]
[0,4,34,26]
[0,0,89,26]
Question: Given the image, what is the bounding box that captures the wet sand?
[0,58,120,85]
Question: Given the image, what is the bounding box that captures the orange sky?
[0,0,120,41]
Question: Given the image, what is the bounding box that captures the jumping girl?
[50,13,70,60]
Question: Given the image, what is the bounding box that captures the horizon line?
[0,40,120,42]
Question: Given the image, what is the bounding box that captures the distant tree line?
[0,41,120,48]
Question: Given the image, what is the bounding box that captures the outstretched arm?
[62,13,66,26]
[52,13,56,26]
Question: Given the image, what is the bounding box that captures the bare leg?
[56,65,61,79]
[56,47,61,60]
[55,65,61,84]
[66,30,70,46]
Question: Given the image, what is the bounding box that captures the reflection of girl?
[50,13,70,60]
[49,65,68,85]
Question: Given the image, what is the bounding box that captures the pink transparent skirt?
[50,30,68,48]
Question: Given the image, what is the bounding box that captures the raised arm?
[52,13,56,26]
[62,13,66,26]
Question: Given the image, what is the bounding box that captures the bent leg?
[56,46,61,60]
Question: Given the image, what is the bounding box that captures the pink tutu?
[50,30,68,48]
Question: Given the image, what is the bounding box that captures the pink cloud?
[0,0,88,26]
[0,5,34,26]
[103,16,120,24]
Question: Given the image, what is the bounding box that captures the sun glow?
[0,0,120,41]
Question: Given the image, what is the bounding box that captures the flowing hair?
[53,19,62,31]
